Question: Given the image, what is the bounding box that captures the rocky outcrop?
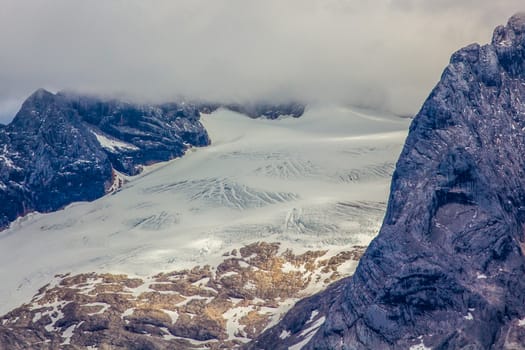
[223,102,305,119]
[196,101,305,119]
[0,242,365,349]
[0,89,210,229]
[249,13,525,350]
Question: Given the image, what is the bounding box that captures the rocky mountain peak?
[249,12,525,350]
[26,88,54,101]
[493,13,525,45]
[507,12,525,34]
[0,91,211,229]
[11,89,60,126]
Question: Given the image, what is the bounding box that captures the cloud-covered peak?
[0,1,523,122]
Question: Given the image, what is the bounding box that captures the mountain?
[0,90,307,231]
[0,106,409,348]
[0,89,210,229]
[249,12,525,350]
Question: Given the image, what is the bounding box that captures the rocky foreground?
[0,242,364,349]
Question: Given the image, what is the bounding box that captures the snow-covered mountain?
[0,89,210,229]
[0,105,409,348]
[0,89,306,232]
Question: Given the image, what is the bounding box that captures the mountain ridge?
[0,89,210,229]
[0,89,307,230]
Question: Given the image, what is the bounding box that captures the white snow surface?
[0,105,409,315]
[410,341,432,350]
[92,131,140,152]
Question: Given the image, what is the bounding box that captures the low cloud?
[0,0,522,122]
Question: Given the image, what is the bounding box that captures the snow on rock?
[92,132,140,152]
[83,302,111,316]
[60,323,82,345]
[409,341,432,350]
[0,241,368,348]
[160,309,179,324]
[280,329,291,339]
[288,316,326,350]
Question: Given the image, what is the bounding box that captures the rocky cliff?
[249,12,525,350]
[0,89,210,229]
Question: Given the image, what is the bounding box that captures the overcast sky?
[0,1,523,122]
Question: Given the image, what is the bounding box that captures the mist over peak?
[0,1,523,122]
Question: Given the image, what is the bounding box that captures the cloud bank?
[0,0,522,122]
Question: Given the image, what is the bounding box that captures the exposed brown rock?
[0,242,365,349]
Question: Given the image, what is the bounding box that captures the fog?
[0,0,522,122]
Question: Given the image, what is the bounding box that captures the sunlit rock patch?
[0,242,365,349]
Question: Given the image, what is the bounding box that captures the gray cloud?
[0,0,523,122]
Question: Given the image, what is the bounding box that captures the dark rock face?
[250,13,525,350]
[224,102,305,119]
[0,89,210,229]
[196,101,305,119]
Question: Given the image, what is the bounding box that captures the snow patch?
[61,323,80,345]
[280,329,291,339]
[92,132,139,152]
[282,261,307,273]
[41,301,70,332]
[121,308,135,319]
[410,341,432,350]
[464,312,474,320]
[161,309,179,324]
[83,302,111,316]
[223,305,254,342]
[160,327,176,340]
[289,316,326,350]
[32,312,42,323]
[307,310,319,324]
[76,277,104,295]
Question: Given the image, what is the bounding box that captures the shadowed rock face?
[249,13,525,350]
[196,101,306,119]
[0,89,210,229]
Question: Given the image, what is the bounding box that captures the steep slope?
[0,106,409,348]
[250,13,525,350]
[0,89,210,229]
